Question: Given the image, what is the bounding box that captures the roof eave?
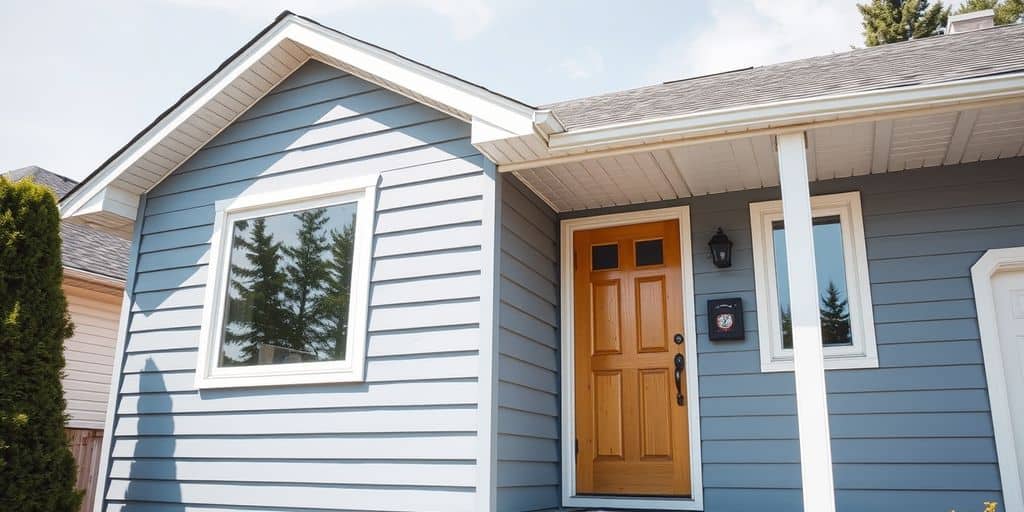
[496,71,1024,171]
[59,12,541,234]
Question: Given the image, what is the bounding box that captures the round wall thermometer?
[708,298,744,341]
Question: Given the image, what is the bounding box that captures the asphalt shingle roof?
[3,167,129,281]
[59,221,131,280]
[546,23,1024,131]
[5,166,78,198]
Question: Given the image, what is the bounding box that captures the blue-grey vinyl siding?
[103,60,490,511]
[495,175,561,511]
[549,156,1024,511]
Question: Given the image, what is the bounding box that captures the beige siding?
[63,281,122,429]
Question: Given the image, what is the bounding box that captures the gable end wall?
[100,60,492,512]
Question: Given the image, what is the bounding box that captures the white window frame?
[750,191,878,372]
[195,174,378,389]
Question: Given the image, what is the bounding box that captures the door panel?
[574,219,691,497]
[639,368,673,458]
[594,371,624,458]
[592,280,623,354]
[637,276,669,353]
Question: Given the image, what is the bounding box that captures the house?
[57,10,1024,512]
[3,166,130,511]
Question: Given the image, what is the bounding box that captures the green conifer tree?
[223,218,288,365]
[781,308,793,349]
[819,281,852,345]
[318,219,357,360]
[0,177,81,511]
[282,208,331,359]
[858,0,950,46]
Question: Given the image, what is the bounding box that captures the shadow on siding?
[126,358,180,507]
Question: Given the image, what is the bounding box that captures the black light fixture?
[708,228,733,268]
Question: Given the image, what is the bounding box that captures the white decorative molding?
[971,247,1024,512]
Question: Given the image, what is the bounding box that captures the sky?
[0,0,963,181]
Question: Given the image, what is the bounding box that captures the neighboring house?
[3,166,130,512]
[58,11,1024,512]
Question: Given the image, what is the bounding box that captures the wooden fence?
[67,428,103,512]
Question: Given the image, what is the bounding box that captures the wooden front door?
[573,219,691,496]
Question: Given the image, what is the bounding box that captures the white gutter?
[532,110,565,140]
[538,71,1024,156]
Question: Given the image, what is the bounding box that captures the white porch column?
[775,132,837,512]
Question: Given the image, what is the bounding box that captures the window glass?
[771,216,852,349]
[635,239,664,266]
[592,243,619,270]
[220,202,357,367]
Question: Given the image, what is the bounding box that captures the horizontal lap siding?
[565,157,1024,511]
[496,176,561,511]
[104,61,485,512]
[64,284,122,429]
[695,160,1020,511]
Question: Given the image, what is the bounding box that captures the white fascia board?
[60,21,295,222]
[285,17,536,136]
[544,72,1024,153]
[471,116,522,145]
[61,13,539,223]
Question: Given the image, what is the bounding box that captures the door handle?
[674,353,685,406]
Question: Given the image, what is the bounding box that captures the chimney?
[947,9,996,34]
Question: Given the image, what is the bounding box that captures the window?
[592,243,619,270]
[635,239,664,266]
[196,176,377,388]
[750,191,878,372]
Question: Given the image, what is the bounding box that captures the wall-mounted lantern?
[708,228,733,268]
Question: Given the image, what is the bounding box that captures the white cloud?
[647,0,864,83]
[560,46,605,80]
[161,0,493,40]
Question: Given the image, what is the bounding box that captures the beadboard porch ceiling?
[511,101,1024,213]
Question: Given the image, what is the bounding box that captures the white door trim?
[559,206,704,511]
[972,247,1024,512]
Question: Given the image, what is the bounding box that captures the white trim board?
[475,162,501,511]
[90,196,146,512]
[559,206,704,511]
[775,132,836,512]
[971,247,1024,512]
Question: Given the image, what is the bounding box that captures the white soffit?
[59,12,539,235]
[514,101,1024,213]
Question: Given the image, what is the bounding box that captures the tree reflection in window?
[773,216,853,349]
[219,203,357,367]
